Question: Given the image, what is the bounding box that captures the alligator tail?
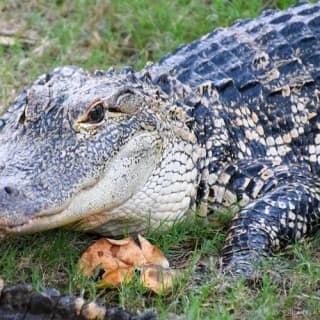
[0,279,156,320]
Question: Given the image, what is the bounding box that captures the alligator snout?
[0,180,43,230]
[1,185,18,197]
[0,182,21,206]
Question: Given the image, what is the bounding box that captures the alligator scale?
[1,2,320,318]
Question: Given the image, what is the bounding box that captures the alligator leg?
[214,160,320,277]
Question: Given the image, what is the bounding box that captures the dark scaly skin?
[0,280,156,319]
[148,1,320,274]
[1,2,320,318]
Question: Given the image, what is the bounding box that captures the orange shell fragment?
[79,238,128,276]
[97,266,135,289]
[78,235,177,293]
[108,236,146,267]
[138,234,169,268]
[140,265,178,294]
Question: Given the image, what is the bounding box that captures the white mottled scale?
[80,134,202,235]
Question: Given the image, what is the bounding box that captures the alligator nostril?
[4,186,13,195]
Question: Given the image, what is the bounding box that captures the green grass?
[0,0,320,319]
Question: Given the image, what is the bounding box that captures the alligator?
[1,1,320,318]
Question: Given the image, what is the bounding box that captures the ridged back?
[149,2,320,174]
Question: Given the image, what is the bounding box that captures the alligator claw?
[220,253,285,288]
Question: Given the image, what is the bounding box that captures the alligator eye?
[87,103,105,123]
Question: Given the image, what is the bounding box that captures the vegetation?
[0,1,319,319]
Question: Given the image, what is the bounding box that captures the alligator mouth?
[0,205,77,235]
[0,183,114,235]
[0,131,161,236]
[0,178,97,235]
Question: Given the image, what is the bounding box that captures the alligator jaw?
[0,211,73,234]
[0,131,162,236]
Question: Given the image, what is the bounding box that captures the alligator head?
[0,66,202,236]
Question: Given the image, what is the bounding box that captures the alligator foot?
[219,250,286,289]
